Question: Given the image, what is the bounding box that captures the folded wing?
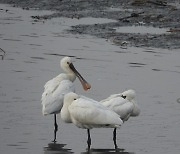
[42,79,75,115]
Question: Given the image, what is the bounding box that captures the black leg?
[53,114,58,142]
[113,128,118,149]
[87,129,91,149]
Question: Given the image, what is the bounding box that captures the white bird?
[100,89,140,148]
[41,57,91,142]
[61,92,123,149]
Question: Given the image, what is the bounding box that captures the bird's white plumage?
[100,89,140,122]
[101,96,133,121]
[121,89,140,117]
[42,73,69,102]
[41,57,91,142]
[61,92,123,129]
[42,80,75,115]
[100,93,122,103]
[41,57,76,115]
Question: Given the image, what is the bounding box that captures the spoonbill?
[61,92,123,149]
[100,89,140,148]
[41,57,91,142]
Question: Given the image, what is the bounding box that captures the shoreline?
[0,0,179,49]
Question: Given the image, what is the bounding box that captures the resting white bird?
[61,92,123,149]
[100,89,140,148]
[41,57,91,142]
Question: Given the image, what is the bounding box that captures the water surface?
[0,4,180,154]
[115,26,169,34]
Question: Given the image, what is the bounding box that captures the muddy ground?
[0,0,179,49]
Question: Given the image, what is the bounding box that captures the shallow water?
[115,26,170,34]
[0,4,180,154]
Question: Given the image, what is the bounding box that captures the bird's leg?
[54,114,58,131]
[53,114,58,142]
[113,128,118,149]
[87,129,91,149]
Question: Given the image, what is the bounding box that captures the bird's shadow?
[43,142,73,154]
[81,148,135,154]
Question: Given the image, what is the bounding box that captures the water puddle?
[51,17,116,26]
[115,26,170,35]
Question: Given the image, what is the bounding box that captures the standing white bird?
[61,92,123,149]
[100,89,140,148]
[41,57,91,142]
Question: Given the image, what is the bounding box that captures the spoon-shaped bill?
[69,63,91,91]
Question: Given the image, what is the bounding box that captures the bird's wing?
[100,93,122,103]
[69,97,123,128]
[101,96,126,108]
[101,97,134,120]
[42,80,75,115]
[131,101,141,116]
[41,73,67,102]
[113,102,134,121]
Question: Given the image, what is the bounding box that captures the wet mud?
[0,0,180,49]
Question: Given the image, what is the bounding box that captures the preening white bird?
[100,89,140,148]
[100,89,140,120]
[61,92,123,149]
[41,57,91,142]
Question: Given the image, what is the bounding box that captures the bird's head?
[64,92,80,105]
[60,57,91,91]
[121,89,136,101]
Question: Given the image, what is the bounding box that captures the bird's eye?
[67,62,70,64]
[121,95,126,99]
[74,98,76,100]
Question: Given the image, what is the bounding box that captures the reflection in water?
[43,143,135,154]
[82,148,135,154]
[44,142,73,154]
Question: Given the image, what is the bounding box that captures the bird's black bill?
[69,63,91,91]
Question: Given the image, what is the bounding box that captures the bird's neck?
[67,73,76,82]
[61,102,72,123]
